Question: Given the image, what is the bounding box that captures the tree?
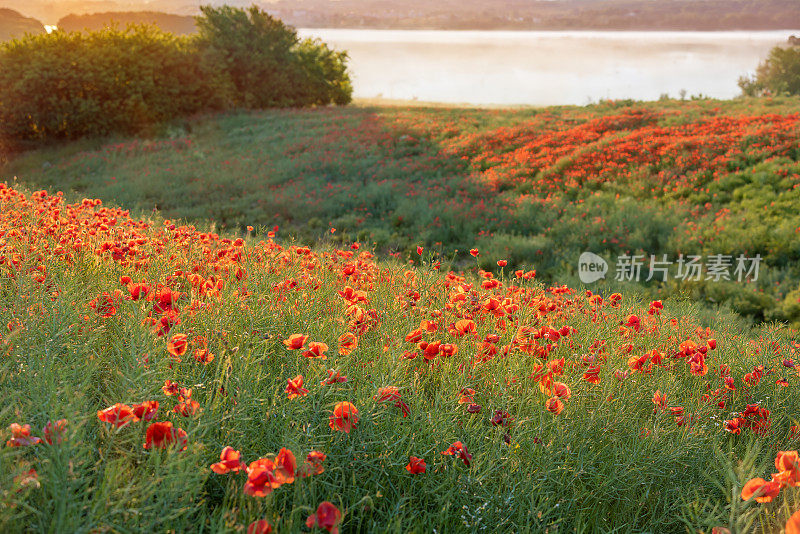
[739,43,800,96]
[194,5,352,108]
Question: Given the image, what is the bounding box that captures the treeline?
[264,0,800,31]
[58,11,196,35]
[0,8,44,41]
[0,6,352,149]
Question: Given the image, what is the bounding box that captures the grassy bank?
[5,98,800,327]
[2,183,800,532]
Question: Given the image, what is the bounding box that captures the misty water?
[298,29,799,105]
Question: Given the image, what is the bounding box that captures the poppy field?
[3,177,800,533]
[5,97,800,326]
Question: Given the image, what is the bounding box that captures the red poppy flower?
[469,249,480,257]
[321,369,348,385]
[406,456,426,474]
[338,332,358,355]
[283,334,308,350]
[44,419,67,445]
[97,403,137,428]
[167,333,188,358]
[303,341,329,359]
[442,441,472,466]
[583,367,601,384]
[273,447,297,484]
[329,402,359,433]
[244,458,280,497]
[247,520,273,534]
[143,421,187,451]
[305,501,342,534]
[211,446,246,474]
[374,386,410,417]
[546,397,564,415]
[774,451,800,487]
[299,450,327,477]
[787,509,800,534]
[741,477,780,502]
[6,423,42,447]
[132,401,159,421]
[286,375,309,399]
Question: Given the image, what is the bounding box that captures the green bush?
[195,5,352,108]
[0,25,227,144]
[0,5,352,147]
[739,43,800,96]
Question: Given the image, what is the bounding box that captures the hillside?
[5,0,800,30]
[1,181,799,532]
[5,98,800,326]
[0,8,44,41]
[57,11,197,34]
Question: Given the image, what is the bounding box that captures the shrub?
[739,43,800,96]
[0,6,352,147]
[0,25,227,144]
[194,5,352,108]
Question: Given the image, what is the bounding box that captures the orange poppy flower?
[299,450,327,477]
[299,454,324,477]
[244,458,280,497]
[167,333,188,358]
[286,375,309,399]
[211,446,246,474]
[546,397,564,415]
[97,403,137,428]
[329,402,359,433]
[273,447,297,484]
[321,369,348,385]
[303,341,329,359]
[740,477,780,503]
[283,334,309,350]
[774,451,800,487]
[338,332,358,355]
[406,456,427,474]
[787,509,800,534]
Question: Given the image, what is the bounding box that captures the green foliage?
[740,44,800,96]
[0,6,352,147]
[0,25,227,144]
[195,5,352,108]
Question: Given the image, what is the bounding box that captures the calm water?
[298,29,799,105]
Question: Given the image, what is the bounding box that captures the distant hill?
[5,0,800,30]
[57,11,196,34]
[0,8,44,41]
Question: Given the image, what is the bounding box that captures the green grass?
[1,180,800,532]
[4,97,800,328]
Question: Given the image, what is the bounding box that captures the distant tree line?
[57,12,197,35]
[0,5,352,149]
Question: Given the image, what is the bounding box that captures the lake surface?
[297,29,799,106]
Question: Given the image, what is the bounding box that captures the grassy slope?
[5,97,800,327]
[1,183,800,533]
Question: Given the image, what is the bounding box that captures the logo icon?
[578,252,608,284]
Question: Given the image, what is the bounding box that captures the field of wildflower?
[6,97,800,326]
[2,180,800,532]
[3,98,800,532]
